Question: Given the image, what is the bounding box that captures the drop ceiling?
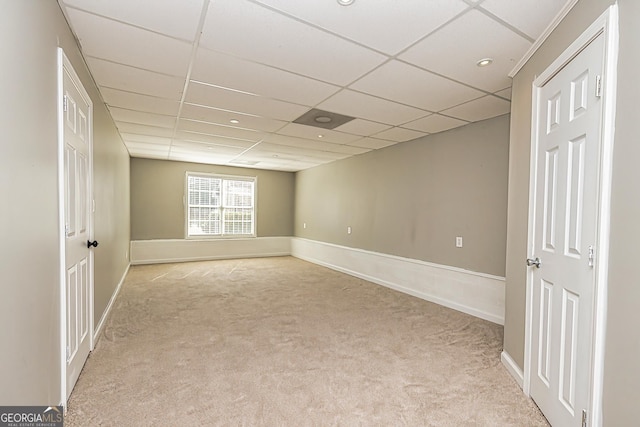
[58,0,569,172]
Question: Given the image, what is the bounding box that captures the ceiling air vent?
[292,108,355,130]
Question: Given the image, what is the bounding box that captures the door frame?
[57,48,95,407]
[523,5,618,426]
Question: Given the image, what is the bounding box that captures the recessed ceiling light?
[476,58,493,67]
[229,119,240,124]
[272,154,279,158]
[337,0,354,5]
[318,134,324,138]
[314,116,332,123]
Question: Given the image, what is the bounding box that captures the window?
[186,173,256,237]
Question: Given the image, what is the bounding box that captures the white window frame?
[185,171,257,239]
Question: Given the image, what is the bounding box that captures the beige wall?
[505,0,640,423]
[130,158,294,240]
[295,115,510,277]
[0,2,130,405]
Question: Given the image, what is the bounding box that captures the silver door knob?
[526,257,541,268]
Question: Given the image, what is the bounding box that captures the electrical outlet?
[456,236,463,248]
[347,226,352,234]
[303,222,307,229]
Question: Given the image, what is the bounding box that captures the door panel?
[529,33,604,426]
[63,64,92,399]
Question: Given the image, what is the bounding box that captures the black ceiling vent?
[292,108,356,130]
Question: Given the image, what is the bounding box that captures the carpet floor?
[66,256,548,426]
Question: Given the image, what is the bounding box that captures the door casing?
[523,5,618,427]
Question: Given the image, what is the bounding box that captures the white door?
[528,33,605,426]
[62,57,94,400]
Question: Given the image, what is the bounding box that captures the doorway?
[524,6,617,427]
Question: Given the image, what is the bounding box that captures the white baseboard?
[291,238,505,325]
[501,350,525,390]
[93,263,130,344]
[130,237,291,265]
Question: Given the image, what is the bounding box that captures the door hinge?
[595,75,602,98]
[582,409,588,427]
[63,95,68,112]
[588,245,595,268]
[66,346,70,361]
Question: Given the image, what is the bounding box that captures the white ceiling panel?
[115,122,175,138]
[480,0,566,40]
[240,142,352,162]
[399,9,531,92]
[199,0,387,86]
[170,140,246,156]
[120,133,173,146]
[494,87,512,100]
[191,48,340,107]
[86,58,184,100]
[180,103,286,133]
[185,81,308,121]
[276,123,361,145]
[318,90,428,126]
[403,114,469,134]
[441,95,511,122]
[66,8,192,77]
[263,134,369,155]
[348,138,399,150]
[100,88,180,116]
[62,0,205,41]
[351,60,485,112]
[253,0,468,55]
[168,150,240,165]
[173,131,257,149]
[108,108,176,129]
[372,127,427,143]
[177,119,266,142]
[333,119,391,137]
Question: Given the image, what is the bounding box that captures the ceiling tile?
[61,0,204,41]
[318,90,428,126]
[403,114,469,133]
[120,133,173,146]
[399,9,531,92]
[66,8,192,77]
[351,60,484,112]
[191,48,340,106]
[347,137,399,150]
[263,134,369,155]
[115,122,175,138]
[180,103,286,133]
[86,58,184,100]
[333,119,391,136]
[108,107,176,129]
[171,140,246,156]
[480,0,566,39]
[177,119,266,142]
[494,87,512,100]
[276,123,361,145]
[440,95,510,122]
[173,131,257,149]
[252,0,468,55]
[185,81,308,121]
[100,88,180,116]
[199,0,387,86]
[372,127,427,143]
[168,150,239,165]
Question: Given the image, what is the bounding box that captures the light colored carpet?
[66,256,548,426]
